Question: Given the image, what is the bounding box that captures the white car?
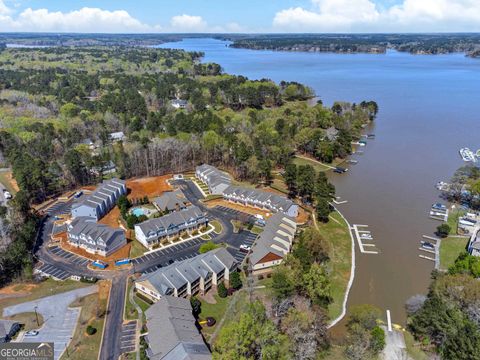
[239,244,251,253]
[3,190,12,199]
[25,330,39,337]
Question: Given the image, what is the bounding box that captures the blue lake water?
[158,38,480,325]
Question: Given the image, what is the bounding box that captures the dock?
[418,235,441,269]
[351,224,379,254]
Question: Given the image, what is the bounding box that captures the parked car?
[74,191,83,198]
[239,244,251,253]
[168,259,174,265]
[3,190,12,199]
[25,330,39,337]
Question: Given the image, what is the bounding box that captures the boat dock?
[351,224,378,254]
[418,235,441,269]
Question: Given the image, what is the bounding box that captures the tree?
[370,326,386,354]
[271,266,295,300]
[60,103,79,118]
[436,223,451,238]
[213,301,290,360]
[199,241,219,254]
[316,198,331,223]
[217,281,228,298]
[302,263,331,306]
[297,165,315,200]
[190,296,201,316]
[348,304,382,331]
[259,159,273,185]
[284,163,297,195]
[230,271,242,290]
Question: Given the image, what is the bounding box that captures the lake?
[158,38,480,325]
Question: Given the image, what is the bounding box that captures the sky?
[1,0,480,33]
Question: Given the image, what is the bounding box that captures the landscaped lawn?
[129,239,148,259]
[210,220,223,234]
[439,236,469,270]
[292,155,333,172]
[6,312,44,332]
[0,279,89,314]
[124,278,138,320]
[446,209,466,235]
[316,211,352,320]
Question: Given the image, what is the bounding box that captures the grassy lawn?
[404,331,430,360]
[199,294,229,335]
[446,209,466,235]
[124,278,138,320]
[129,239,148,259]
[61,281,109,360]
[201,234,212,240]
[439,236,469,270]
[6,312,44,331]
[292,155,333,172]
[210,220,223,234]
[249,225,264,235]
[0,279,89,314]
[316,211,352,320]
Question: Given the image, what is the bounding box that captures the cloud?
[273,0,480,32]
[170,14,207,32]
[0,4,159,32]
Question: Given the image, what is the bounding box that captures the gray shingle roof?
[249,213,297,266]
[196,164,231,189]
[137,248,236,296]
[135,206,206,239]
[67,217,126,253]
[72,178,126,214]
[223,185,295,213]
[153,189,188,212]
[145,296,211,360]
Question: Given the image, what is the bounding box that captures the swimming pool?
[132,208,145,217]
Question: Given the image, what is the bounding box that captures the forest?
[225,33,480,57]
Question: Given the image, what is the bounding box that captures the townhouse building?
[135,247,237,301]
[134,206,207,249]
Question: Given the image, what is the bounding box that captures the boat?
[421,241,435,250]
[367,134,375,138]
[459,218,477,226]
[435,181,450,191]
[347,159,358,164]
[334,167,348,174]
[459,147,477,162]
[432,203,447,211]
[430,210,447,217]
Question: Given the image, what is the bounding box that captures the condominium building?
[135,247,237,301]
[134,206,207,250]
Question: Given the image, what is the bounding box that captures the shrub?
[199,241,219,254]
[370,326,386,354]
[218,282,228,298]
[190,297,201,316]
[86,325,97,335]
[436,223,451,238]
[230,271,242,290]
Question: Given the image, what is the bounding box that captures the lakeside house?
[109,131,126,142]
[195,164,298,217]
[134,206,208,250]
[144,296,211,360]
[249,213,297,277]
[467,226,480,256]
[136,247,237,300]
[67,217,126,257]
[71,178,127,221]
[171,99,188,109]
[152,189,189,213]
[0,320,20,343]
[195,164,232,195]
[223,185,298,217]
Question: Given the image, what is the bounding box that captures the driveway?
[3,285,98,360]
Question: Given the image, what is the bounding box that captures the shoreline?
[327,205,356,329]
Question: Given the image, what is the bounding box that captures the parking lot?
[3,286,98,360]
[214,205,256,222]
[120,320,137,354]
[45,201,72,216]
[36,263,72,280]
[49,245,91,266]
[227,231,257,263]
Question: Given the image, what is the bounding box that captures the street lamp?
[34,306,40,327]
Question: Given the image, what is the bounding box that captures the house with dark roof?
[136,248,237,300]
[153,189,189,213]
[195,164,232,195]
[67,217,126,257]
[0,320,20,343]
[134,206,207,250]
[223,186,298,217]
[249,213,297,277]
[144,296,211,360]
[71,178,126,220]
